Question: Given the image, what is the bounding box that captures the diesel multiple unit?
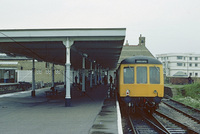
[116,56,164,113]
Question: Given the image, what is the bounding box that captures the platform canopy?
[0,28,126,70]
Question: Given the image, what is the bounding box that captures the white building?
[156,53,200,77]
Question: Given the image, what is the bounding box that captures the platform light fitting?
[83,53,88,57]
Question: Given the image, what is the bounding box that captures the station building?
[0,57,111,86]
[0,58,65,86]
[119,34,153,64]
[156,53,200,78]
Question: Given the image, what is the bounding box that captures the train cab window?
[150,67,160,84]
[137,67,147,84]
[123,67,134,84]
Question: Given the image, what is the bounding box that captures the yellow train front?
[117,56,164,113]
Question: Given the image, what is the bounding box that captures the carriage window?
[123,67,134,84]
[137,67,147,84]
[150,67,160,84]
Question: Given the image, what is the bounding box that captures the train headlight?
[126,89,130,96]
[153,90,158,94]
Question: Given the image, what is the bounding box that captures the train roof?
[120,56,162,64]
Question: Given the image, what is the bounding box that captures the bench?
[45,89,63,97]
[45,91,55,97]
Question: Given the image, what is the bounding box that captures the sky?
[0,0,200,56]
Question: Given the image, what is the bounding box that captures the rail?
[128,109,169,134]
[162,99,200,124]
[155,111,199,134]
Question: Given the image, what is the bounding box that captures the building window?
[195,73,198,77]
[189,57,192,60]
[46,69,51,74]
[190,73,192,76]
[36,70,42,74]
[55,69,60,74]
[184,57,185,60]
[177,56,182,60]
[177,63,183,66]
[46,62,50,68]
[195,57,198,60]
[195,63,198,67]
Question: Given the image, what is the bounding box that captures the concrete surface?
[0,85,113,134]
[89,98,119,134]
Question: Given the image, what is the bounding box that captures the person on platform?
[188,75,193,84]
[75,75,78,86]
[103,75,107,85]
[109,75,113,85]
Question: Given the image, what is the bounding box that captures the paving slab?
[0,85,116,134]
[89,98,118,134]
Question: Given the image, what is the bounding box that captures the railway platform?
[0,84,121,134]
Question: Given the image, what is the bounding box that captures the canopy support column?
[98,65,100,84]
[63,38,73,107]
[90,61,93,89]
[100,67,103,84]
[64,67,66,87]
[107,70,109,84]
[52,63,55,88]
[31,59,35,97]
[78,69,80,84]
[94,64,97,86]
[82,56,86,93]
[72,70,75,85]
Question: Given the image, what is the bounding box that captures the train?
[116,56,164,113]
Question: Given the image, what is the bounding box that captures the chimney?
[139,34,145,46]
[125,40,129,46]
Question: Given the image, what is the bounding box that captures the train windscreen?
[137,67,147,84]
[150,66,160,84]
[123,67,134,84]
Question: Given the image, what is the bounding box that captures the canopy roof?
[0,28,126,70]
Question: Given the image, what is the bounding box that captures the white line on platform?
[0,90,31,98]
[116,99,123,134]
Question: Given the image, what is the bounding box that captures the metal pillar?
[94,64,97,86]
[52,63,55,87]
[78,69,80,84]
[31,59,35,97]
[82,56,86,93]
[90,61,93,88]
[72,70,74,84]
[107,70,109,84]
[63,66,66,87]
[63,38,72,107]
[100,67,103,84]
[98,65,100,84]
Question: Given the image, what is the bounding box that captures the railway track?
[128,111,169,134]
[158,98,200,133]
[162,98,200,124]
[128,109,199,134]
[154,111,198,134]
[120,97,200,133]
